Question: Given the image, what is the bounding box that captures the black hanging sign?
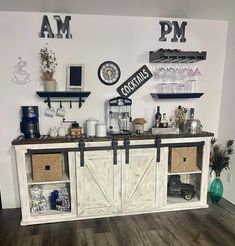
[117,65,153,98]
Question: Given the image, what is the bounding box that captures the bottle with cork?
[160,113,168,128]
[155,106,162,128]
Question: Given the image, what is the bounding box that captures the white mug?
[45,107,55,117]
[56,107,66,117]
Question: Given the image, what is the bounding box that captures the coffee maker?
[20,106,40,139]
[107,97,132,135]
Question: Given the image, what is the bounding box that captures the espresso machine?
[107,97,132,135]
[20,106,40,139]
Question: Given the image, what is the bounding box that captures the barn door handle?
[155,137,161,162]
[79,140,85,167]
[124,139,130,164]
[112,139,118,165]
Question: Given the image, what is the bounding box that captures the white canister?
[58,126,67,137]
[86,118,98,136]
[96,124,107,137]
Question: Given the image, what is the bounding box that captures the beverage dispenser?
[107,97,132,135]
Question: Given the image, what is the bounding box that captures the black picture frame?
[66,64,84,90]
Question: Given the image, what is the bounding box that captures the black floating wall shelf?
[149,49,207,63]
[36,91,91,108]
[150,93,204,99]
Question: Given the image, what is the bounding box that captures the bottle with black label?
[155,106,162,128]
[160,113,168,128]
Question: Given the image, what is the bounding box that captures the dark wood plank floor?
[0,198,235,246]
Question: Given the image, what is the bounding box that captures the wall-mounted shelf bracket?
[36,91,91,108]
[150,93,204,99]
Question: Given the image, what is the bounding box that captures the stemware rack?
[149,49,207,63]
[36,91,91,108]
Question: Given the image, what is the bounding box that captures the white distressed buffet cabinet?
[12,132,213,225]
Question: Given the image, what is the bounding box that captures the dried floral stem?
[39,43,58,81]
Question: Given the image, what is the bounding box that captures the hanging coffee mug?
[56,101,66,117]
[45,107,55,117]
[56,106,66,117]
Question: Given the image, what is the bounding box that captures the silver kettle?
[184,108,202,134]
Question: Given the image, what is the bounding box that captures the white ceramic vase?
[44,79,58,92]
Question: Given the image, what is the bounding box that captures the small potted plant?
[39,44,58,91]
[209,138,234,204]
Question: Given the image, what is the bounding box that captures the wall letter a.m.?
[39,15,72,39]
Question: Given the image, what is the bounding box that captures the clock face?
[98,61,121,85]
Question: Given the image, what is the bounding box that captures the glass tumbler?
[185,80,196,93]
[175,83,185,93]
[156,83,168,93]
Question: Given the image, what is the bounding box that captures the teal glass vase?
[209,177,223,204]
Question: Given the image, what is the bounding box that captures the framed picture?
[66,64,84,90]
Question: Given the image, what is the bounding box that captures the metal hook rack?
[36,91,91,108]
[44,97,85,108]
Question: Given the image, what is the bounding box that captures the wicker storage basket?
[169,147,197,173]
[32,153,63,182]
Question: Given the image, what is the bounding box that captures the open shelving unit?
[149,49,206,99]
[166,143,204,205]
[25,151,75,219]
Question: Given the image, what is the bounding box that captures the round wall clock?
[98,61,121,86]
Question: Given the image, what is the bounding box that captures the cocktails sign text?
[117,65,153,98]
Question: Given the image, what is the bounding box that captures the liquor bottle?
[190,108,195,119]
[160,113,168,128]
[155,106,162,128]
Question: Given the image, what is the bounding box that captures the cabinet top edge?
[12,131,214,146]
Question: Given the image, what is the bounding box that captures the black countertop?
[12,131,214,145]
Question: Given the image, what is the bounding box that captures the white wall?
[218,20,235,205]
[0,12,227,208]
